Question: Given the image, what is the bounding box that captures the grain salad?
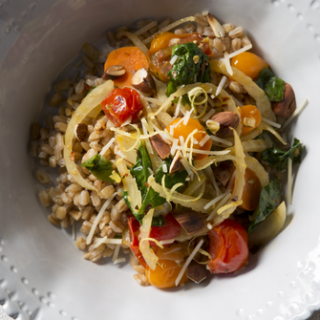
[30,12,307,289]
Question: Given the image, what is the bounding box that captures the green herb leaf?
[167,42,211,97]
[255,67,285,102]
[151,215,166,227]
[261,138,304,171]
[248,179,282,233]
[81,154,115,183]
[264,77,285,102]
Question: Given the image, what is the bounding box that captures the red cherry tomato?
[150,214,181,242]
[101,87,143,127]
[208,219,248,274]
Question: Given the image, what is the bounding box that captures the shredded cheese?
[94,237,122,248]
[134,20,158,36]
[175,145,230,155]
[224,52,233,76]
[145,97,162,105]
[100,137,115,157]
[147,167,154,175]
[175,239,204,286]
[204,191,230,210]
[180,158,193,175]
[113,257,126,264]
[199,135,210,147]
[163,247,182,255]
[283,98,308,129]
[216,75,227,96]
[243,117,256,128]
[207,223,213,230]
[162,163,168,173]
[262,117,281,129]
[160,239,176,245]
[112,244,121,262]
[174,96,182,118]
[200,108,216,122]
[141,118,154,155]
[86,193,117,245]
[217,199,243,215]
[170,55,178,65]
[262,123,287,145]
[288,157,293,204]
[203,166,221,196]
[228,44,253,59]
[170,139,179,156]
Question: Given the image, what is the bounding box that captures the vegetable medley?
[35,13,306,289]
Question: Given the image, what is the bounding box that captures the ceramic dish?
[0,0,320,319]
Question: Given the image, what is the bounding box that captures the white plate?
[0,0,320,319]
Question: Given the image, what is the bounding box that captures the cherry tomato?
[240,104,261,135]
[145,259,188,289]
[127,216,147,268]
[101,87,143,127]
[150,214,181,242]
[166,118,212,161]
[208,219,248,274]
[239,168,262,211]
[231,52,269,80]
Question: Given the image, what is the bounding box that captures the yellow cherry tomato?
[166,118,212,160]
[231,52,269,79]
[145,259,188,289]
[240,105,261,135]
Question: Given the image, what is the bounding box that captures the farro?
[35,169,51,184]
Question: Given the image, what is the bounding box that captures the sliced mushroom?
[150,134,171,159]
[169,150,181,174]
[206,13,226,38]
[212,161,234,187]
[175,211,206,236]
[74,123,88,141]
[131,68,156,95]
[187,261,207,284]
[102,65,126,80]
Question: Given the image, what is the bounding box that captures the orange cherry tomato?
[231,52,269,80]
[208,219,248,274]
[240,104,261,135]
[166,118,212,161]
[239,168,262,211]
[145,259,188,289]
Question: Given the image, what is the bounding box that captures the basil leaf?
[261,138,304,171]
[255,67,274,89]
[81,154,114,183]
[167,42,211,96]
[151,215,166,227]
[255,67,286,102]
[264,76,285,102]
[248,179,282,233]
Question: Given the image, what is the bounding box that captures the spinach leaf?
[167,42,211,96]
[264,77,285,102]
[255,67,285,102]
[81,154,114,183]
[248,179,282,233]
[151,215,166,227]
[261,138,304,171]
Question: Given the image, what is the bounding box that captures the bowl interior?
[0,0,320,319]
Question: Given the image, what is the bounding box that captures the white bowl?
[0,0,320,319]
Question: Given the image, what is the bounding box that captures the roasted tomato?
[208,219,248,274]
[101,87,143,127]
[149,214,181,242]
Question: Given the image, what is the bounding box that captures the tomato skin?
[240,104,262,136]
[101,87,143,127]
[146,259,188,289]
[231,52,269,80]
[208,219,248,274]
[150,214,181,242]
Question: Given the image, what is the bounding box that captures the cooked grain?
[35,169,51,184]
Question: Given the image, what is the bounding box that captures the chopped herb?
[248,179,282,233]
[167,42,211,97]
[81,154,115,183]
[261,138,304,171]
[255,67,285,102]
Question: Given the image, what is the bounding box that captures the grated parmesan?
[170,55,178,65]
[200,108,216,122]
[207,223,213,230]
[134,20,158,36]
[162,163,168,173]
[180,158,193,175]
[262,117,281,129]
[86,193,117,245]
[163,247,182,255]
[94,236,122,248]
[174,96,182,118]
[113,257,126,265]
[203,166,221,196]
[112,244,121,262]
[175,239,204,286]
[100,137,115,157]
[282,98,308,129]
[228,44,253,59]
[160,239,176,245]
[141,119,154,155]
[206,193,232,221]
[204,191,230,210]
[175,145,230,155]
[170,139,179,156]
[199,135,210,147]
[216,76,227,96]
[147,167,154,175]
[145,97,162,105]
